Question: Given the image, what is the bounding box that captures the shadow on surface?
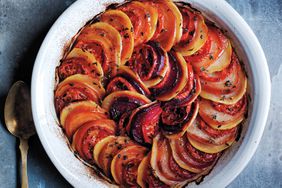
[12,30,49,86]
[0,28,48,126]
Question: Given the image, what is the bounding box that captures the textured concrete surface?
[0,0,281,187]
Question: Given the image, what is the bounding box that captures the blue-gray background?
[0,0,281,187]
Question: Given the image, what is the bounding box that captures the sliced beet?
[126,102,162,145]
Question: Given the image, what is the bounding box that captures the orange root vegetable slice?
[185,26,231,74]
[118,1,158,47]
[199,53,247,104]
[72,119,116,164]
[57,48,103,81]
[161,100,199,139]
[93,136,134,177]
[199,95,247,130]
[151,134,197,187]
[127,41,169,88]
[75,22,122,77]
[111,145,148,186]
[137,153,169,188]
[106,66,151,96]
[187,132,236,154]
[100,10,134,64]
[126,101,162,145]
[169,133,221,173]
[187,116,238,146]
[60,101,108,139]
[55,74,105,113]
[143,0,183,51]
[151,52,188,101]
[174,5,208,56]
[102,90,151,121]
[137,154,150,188]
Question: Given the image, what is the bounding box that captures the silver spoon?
[4,81,35,188]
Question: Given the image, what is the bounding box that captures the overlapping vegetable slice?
[174,4,208,56]
[126,101,162,145]
[102,90,151,121]
[166,62,201,107]
[199,52,247,104]
[198,95,247,130]
[117,111,131,136]
[55,74,105,113]
[118,1,158,47]
[151,134,198,187]
[100,10,134,64]
[127,41,169,88]
[72,119,116,164]
[151,51,188,101]
[142,0,183,51]
[60,101,108,139]
[106,66,150,96]
[187,134,236,154]
[187,116,238,152]
[94,136,134,177]
[53,1,249,186]
[185,26,232,74]
[57,48,103,81]
[137,153,169,188]
[75,22,122,77]
[111,145,148,187]
[161,100,199,139]
[169,133,221,173]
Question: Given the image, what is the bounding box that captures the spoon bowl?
[5,81,35,139]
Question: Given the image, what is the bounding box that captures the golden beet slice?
[93,136,134,177]
[206,40,232,73]
[93,136,116,171]
[137,153,169,188]
[174,5,208,56]
[111,145,148,186]
[76,22,122,77]
[151,52,188,101]
[60,101,108,139]
[200,53,247,104]
[137,154,150,188]
[143,0,183,51]
[119,1,158,47]
[186,26,232,74]
[58,48,103,81]
[102,90,151,121]
[72,119,116,164]
[199,95,247,130]
[55,74,105,113]
[100,10,134,64]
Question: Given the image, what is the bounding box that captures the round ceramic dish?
[31,0,271,187]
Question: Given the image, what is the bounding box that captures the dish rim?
[31,0,271,187]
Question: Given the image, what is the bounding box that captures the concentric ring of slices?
[54,0,248,187]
